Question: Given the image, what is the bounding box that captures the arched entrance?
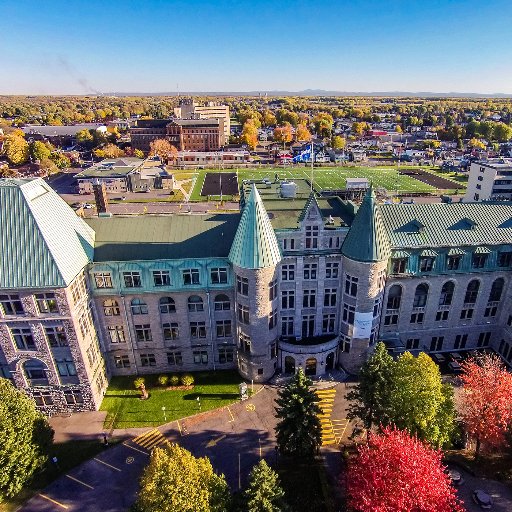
[326,352,335,371]
[284,356,295,374]
[305,358,317,376]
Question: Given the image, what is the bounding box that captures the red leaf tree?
[345,426,462,512]
[458,354,512,457]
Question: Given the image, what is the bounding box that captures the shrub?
[169,375,180,386]
[181,374,194,386]
[158,375,168,387]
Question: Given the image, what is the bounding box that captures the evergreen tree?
[0,378,54,501]
[244,460,286,512]
[275,368,321,457]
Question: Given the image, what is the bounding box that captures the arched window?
[439,282,455,306]
[489,278,504,302]
[386,285,402,309]
[159,297,176,314]
[413,283,429,308]
[130,298,148,315]
[214,294,230,311]
[464,280,480,304]
[103,299,120,316]
[188,295,204,312]
[23,359,49,385]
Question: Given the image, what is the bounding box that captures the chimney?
[92,179,109,215]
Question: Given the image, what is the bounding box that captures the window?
[384,313,398,325]
[103,299,120,316]
[472,253,487,269]
[406,338,419,350]
[190,321,206,338]
[484,305,497,317]
[269,280,278,301]
[454,334,467,350]
[237,304,249,324]
[282,264,295,281]
[188,295,204,312]
[281,290,295,309]
[391,258,407,274]
[324,288,337,307]
[78,310,93,338]
[159,297,176,314]
[282,316,294,336]
[64,390,84,405]
[345,275,358,296]
[373,299,381,318]
[56,358,77,377]
[322,314,336,333]
[214,294,230,311]
[216,320,232,338]
[123,272,141,288]
[446,256,461,270]
[131,298,148,315]
[140,353,156,367]
[153,270,171,286]
[341,335,351,353]
[302,315,315,337]
[218,347,234,364]
[303,290,316,308]
[134,324,152,342]
[211,268,228,284]
[305,226,319,249]
[343,304,355,325]
[35,293,59,314]
[94,272,113,288]
[419,257,435,272]
[167,351,183,366]
[193,351,208,364]
[464,280,480,304]
[477,332,491,348]
[11,327,35,350]
[0,295,24,315]
[328,236,340,248]
[86,341,99,366]
[413,284,429,308]
[325,262,339,279]
[271,342,277,359]
[489,278,504,302]
[239,333,251,353]
[439,282,454,306]
[498,252,512,268]
[237,275,249,296]
[45,326,68,347]
[410,312,424,324]
[435,310,449,321]
[71,274,86,304]
[283,238,296,250]
[269,309,278,329]
[183,269,200,285]
[386,285,402,310]
[304,263,317,280]
[430,336,444,352]
[33,390,53,406]
[163,322,179,340]
[108,325,125,344]
[460,308,474,319]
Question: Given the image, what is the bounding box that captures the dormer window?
[305,226,319,249]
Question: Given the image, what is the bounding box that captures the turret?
[229,184,282,381]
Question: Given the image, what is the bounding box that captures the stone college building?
[1,177,512,413]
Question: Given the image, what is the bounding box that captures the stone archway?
[326,352,335,371]
[284,356,295,374]
[305,357,317,376]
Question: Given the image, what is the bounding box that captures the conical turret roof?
[228,184,282,269]
[341,186,390,262]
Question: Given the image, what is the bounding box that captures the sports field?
[189,166,464,201]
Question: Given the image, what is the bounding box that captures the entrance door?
[284,356,295,374]
[305,358,317,376]
[326,352,335,371]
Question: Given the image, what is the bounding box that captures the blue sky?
[1,0,512,94]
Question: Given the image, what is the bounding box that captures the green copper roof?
[0,178,95,289]
[229,184,282,269]
[341,186,391,262]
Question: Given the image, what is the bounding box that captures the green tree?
[29,141,51,162]
[493,122,512,142]
[347,342,394,438]
[332,135,346,150]
[244,460,286,512]
[0,378,54,500]
[2,130,29,165]
[275,368,321,457]
[134,149,145,159]
[135,443,230,512]
[76,129,94,149]
[39,157,59,176]
[49,152,71,169]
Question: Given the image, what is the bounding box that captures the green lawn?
[100,371,243,429]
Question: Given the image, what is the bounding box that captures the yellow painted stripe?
[93,457,122,472]
[133,429,159,443]
[137,432,162,447]
[135,430,160,445]
[316,389,336,394]
[38,494,69,509]
[65,474,94,489]
[145,437,166,449]
[123,442,150,455]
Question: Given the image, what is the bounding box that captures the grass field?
[100,371,242,429]
[189,166,464,201]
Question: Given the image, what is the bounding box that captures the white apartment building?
[464,159,512,202]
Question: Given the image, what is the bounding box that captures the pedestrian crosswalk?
[315,388,350,446]
[131,429,168,451]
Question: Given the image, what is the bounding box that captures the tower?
[229,184,282,381]
[340,186,391,372]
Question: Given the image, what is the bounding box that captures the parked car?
[472,489,492,509]
[450,352,463,361]
[448,361,462,373]
[432,353,446,364]
[82,203,94,209]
